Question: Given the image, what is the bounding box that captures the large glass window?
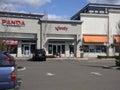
[48,44,65,54]
[7,45,17,54]
[62,45,65,54]
[69,45,74,54]
[115,45,120,53]
[83,45,106,53]
[31,44,36,53]
[48,44,52,54]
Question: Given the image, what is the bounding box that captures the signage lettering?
[2,19,25,27]
[55,26,68,31]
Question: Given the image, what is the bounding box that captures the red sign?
[3,40,18,45]
[55,26,68,31]
[2,19,25,27]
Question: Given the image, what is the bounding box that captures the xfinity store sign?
[55,26,68,31]
[1,19,25,27]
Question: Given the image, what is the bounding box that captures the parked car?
[0,51,17,90]
[32,49,46,61]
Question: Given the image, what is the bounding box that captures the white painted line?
[46,72,56,76]
[91,72,102,76]
[18,67,26,71]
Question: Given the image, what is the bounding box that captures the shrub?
[46,55,55,58]
[116,60,120,67]
[97,55,117,59]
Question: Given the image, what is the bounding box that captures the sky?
[0,0,120,20]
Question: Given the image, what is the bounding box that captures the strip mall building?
[0,3,120,58]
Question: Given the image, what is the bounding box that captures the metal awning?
[47,34,76,41]
[0,33,37,40]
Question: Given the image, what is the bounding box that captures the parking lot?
[16,59,120,90]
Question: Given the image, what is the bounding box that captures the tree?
[0,40,7,51]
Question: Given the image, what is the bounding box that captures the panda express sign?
[1,19,25,27]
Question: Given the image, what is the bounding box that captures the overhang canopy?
[83,35,108,43]
[114,35,120,43]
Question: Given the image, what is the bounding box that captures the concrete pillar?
[37,33,40,49]
[65,42,69,57]
[76,46,80,57]
[17,41,22,57]
[108,46,114,56]
[76,35,80,57]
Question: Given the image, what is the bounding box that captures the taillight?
[4,58,12,61]
[11,71,16,82]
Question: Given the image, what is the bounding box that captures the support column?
[76,35,80,57]
[17,41,22,57]
[108,46,114,56]
[37,33,40,49]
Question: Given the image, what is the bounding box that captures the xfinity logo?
[2,19,25,27]
[55,26,68,31]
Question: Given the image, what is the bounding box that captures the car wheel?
[32,57,35,61]
[44,58,46,61]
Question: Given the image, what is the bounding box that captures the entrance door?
[53,45,62,55]
[23,45,30,57]
[57,45,61,53]
[69,45,74,57]
[53,45,56,55]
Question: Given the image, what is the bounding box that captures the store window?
[31,44,36,53]
[48,44,52,54]
[62,45,65,54]
[83,45,106,53]
[115,45,120,53]
[48,44,65,54]
[8,45,17,54]
[69,45,74,54]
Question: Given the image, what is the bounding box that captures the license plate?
[39,54,42,56]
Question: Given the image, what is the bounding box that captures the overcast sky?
[0,0,120,20]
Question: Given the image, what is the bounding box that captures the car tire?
[44,58,46,61]
[32,57,35,61]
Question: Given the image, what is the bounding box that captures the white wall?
[109,10,120,35]
[81,14,108,35]
[0,17,40,34]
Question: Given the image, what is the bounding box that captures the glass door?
[23,45,30,57]
[57,45,61,54]
[69,45,74,57]
[53,45,56,55]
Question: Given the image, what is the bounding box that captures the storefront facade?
[41,20,82,57]
[0,11,82,57]
[0,11,43,57]
[71,3,120,57]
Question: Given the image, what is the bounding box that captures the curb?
[17,67,26,71]
[14,57,116,61]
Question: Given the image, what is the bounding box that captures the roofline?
[71,3,89,20]
[71,3,120,20]
[40,19,82,24]
[0,11,44,19]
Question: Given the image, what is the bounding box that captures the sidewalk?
[14,57,116,61]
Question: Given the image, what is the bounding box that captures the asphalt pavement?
[16,58,120,90]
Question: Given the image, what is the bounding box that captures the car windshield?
[36,49,45,53]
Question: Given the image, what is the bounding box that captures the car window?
[0,52,14,67]
[36,49,44,53]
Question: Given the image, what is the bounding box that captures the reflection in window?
[8,45,17,54]
[48,44,52,54]
[83,45,106,53]
[115,45,120,53]
[69,45,74,54]
[62,45,65,54]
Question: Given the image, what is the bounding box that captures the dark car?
[32,49,46,61]
[0,51,17,90]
